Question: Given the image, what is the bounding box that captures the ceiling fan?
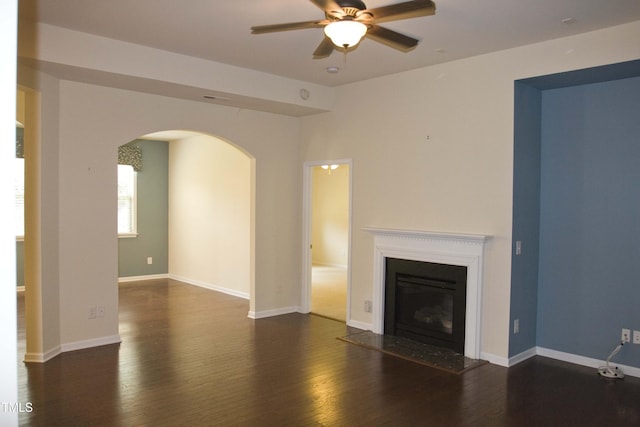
[251,0,436,59]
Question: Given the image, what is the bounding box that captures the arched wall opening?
[15,78,302,362]
[117,130,255,300]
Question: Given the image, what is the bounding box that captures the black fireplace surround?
[384,258,467,353]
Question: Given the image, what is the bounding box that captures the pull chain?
[342,44,348,70]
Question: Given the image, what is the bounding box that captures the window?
[14,158,24,239]
[15,161,137,237]
[117,164,137,236]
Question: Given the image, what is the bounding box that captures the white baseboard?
[248,306,300,319]
[536,346,640,378]
[500,346,640,378]
[60,334,122,353]
[169,274,250,300]
[24,345,62,363]
[508,347,538,366]
[346,319,371,332]
[481,352,509,367]
[118,274,169,283]
[118,274,250,301]
[23,334,121,364]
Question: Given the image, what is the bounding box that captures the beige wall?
[18,68,62,360]
[20,77,300,354]
[16,89,25,124]
[18,21,335,116]
[300,21,640,362]
[15,18,640,364]
[311,165,349,267]
[169,133,252,296]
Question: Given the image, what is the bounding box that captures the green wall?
[118,139,169,278]
[16,241,24,286]
[15,138,170,286]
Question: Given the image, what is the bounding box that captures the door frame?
[301,159,353,322]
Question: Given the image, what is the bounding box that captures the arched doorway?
[117,130,255,300]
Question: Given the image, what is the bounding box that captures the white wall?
[300,21,640,361]
[169,134,252,297]
[1,0,18,424]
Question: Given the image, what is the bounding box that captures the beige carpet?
[311,265,347,322]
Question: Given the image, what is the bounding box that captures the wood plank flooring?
[311,265,347,322]
[17,279,640,426]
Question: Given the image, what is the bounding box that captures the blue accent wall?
[513,61,640,368]
[537,76,640,366]
[118,139,169,277]
[510,82,542,355]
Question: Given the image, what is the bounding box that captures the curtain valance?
[118,145,143,171]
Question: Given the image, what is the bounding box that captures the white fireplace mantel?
[363,227,490,359]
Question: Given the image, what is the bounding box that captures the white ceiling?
[18,0,640,87]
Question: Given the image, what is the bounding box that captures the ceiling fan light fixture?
[324,20,367,48]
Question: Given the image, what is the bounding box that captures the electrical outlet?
[88,306,97,319]
[364,300,372,313]
[514,319,520,334]
[633,330,640,344]
[147,257,153,265]
[515,241,522,255]
[621,328,631,343]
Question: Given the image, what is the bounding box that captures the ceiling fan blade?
[367,0,435,23]
[251,20,327,34]
[309,0,343,13]
[313,37,335,59]
[365,25,420,52]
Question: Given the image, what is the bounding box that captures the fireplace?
[364,227,489,359]
[385,258,467,353]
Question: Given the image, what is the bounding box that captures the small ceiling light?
[321,164,339,174]
[561,17,576,24]
[326,66,340,74]
[324,20,367,49]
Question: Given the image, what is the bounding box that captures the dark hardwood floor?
[17,279,640,426]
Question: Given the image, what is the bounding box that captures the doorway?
[117,131,254,299]
[303,160,351,322]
